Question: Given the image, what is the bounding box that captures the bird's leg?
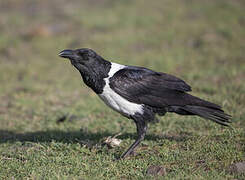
[120,120,148,159]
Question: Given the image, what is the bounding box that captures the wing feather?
[109,67,190,107]
[109,67,220,109]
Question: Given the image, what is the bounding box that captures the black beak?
[58,49,74,59]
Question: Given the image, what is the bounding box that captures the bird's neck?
[78,58,111,94]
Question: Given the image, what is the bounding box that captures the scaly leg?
[120,120,148,159]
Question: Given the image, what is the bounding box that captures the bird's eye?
[78,52,89,61]
[78,50,95,61]
[82,54,89,60]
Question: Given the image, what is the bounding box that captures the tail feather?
[182,105,231,126]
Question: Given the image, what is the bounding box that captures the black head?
[58,48,111,93]
[58,48,98,65]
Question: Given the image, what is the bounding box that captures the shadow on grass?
[0,129,191,144]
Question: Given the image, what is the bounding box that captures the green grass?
[0,0,244,179]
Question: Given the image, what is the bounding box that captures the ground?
[0,0,244,179]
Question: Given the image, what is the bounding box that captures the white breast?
[98,62,143,117]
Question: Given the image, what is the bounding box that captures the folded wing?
[109,66,220,109]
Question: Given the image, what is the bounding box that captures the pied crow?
[58,48,231,159]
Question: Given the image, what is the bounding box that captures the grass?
[0,0,244,179]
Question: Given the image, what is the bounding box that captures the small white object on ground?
[103,133,122,148]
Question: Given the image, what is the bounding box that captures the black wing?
[109,66,219,109]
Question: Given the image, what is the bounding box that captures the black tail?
[181,105,231,126]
